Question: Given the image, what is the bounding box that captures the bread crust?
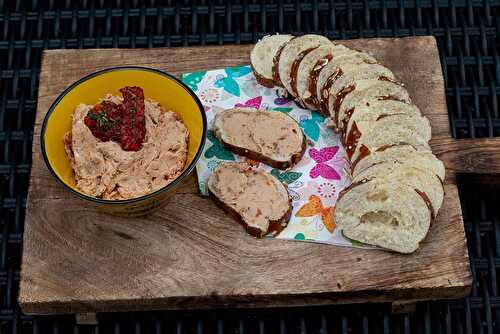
[208,185,292,238]
[251,63,275,88]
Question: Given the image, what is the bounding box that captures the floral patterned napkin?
[181,65,361,247]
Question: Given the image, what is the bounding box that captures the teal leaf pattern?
[182,71,206,91]
[271,168,303,184]
[272,107,293,113]
[300,112,325,141]
[225,66,252,78]
[204,132,235,160]
[294,233,306,240]
[215,77,240,96]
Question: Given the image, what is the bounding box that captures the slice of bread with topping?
[251,34,294,88]
[213,108,306,169]
[335,179,432,253]
[208,162,292,238]
[277,34,332,96]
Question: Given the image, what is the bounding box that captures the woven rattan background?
[0,1,499,333]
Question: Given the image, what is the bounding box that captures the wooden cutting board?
[19,36,500,316]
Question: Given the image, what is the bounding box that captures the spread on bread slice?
[208,162,292,238]
[251,34,294,88]
[213,107,306,169]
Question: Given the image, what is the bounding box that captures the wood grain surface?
[19,36,483,315]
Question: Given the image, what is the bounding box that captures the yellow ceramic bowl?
[41,66,206,216]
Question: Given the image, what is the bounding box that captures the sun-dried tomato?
[119,86,146,151]
[84,100,121,142]
[83,86,146,152]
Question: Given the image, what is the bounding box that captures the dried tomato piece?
[84,100,121,142]
[119,86,146,151]
[83,86,147,152]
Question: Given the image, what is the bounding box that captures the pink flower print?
[317,182,337,206]
[295,180,337,209]
[200,88,220,103]
[235,96,262,109]
[309,146,345,180]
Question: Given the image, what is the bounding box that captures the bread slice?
[349,112,432,163]
[213,107,306,169]
[344,100,420,145]
[326,64,396,126]
[353,162,444,215]
[315,49,377,115]
[208,162,292,238]
[329,63,395,100]
[277,34,332,96]
[334,79,411,132]
[334,179,432,253]
[251,34,294,88]
[295,45,337,109]
[352,144,445,182]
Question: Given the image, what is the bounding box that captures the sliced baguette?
[349,112,432,163]
[277,34,332,96]
[335,79,411,132]
[344,100,420,144]
[251,34,294,88]
[316,50,377,115]
[329,63,395,99]
[208,162,292,238]
[352,144,445,181]
[353,163,444,215]
[335,179,432,253]
[213,107,306,169]
[295,45,337,109]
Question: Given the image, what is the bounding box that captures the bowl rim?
[41,65,207,205]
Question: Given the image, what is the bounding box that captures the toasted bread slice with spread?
[213,108,306,169]
[251,34,294,88]
[208,162,292,238]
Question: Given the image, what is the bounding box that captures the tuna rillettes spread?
[64,86,189,200]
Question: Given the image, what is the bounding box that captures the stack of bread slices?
[250,34,445,253]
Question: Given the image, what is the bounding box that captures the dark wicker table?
[1,1,498,333]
